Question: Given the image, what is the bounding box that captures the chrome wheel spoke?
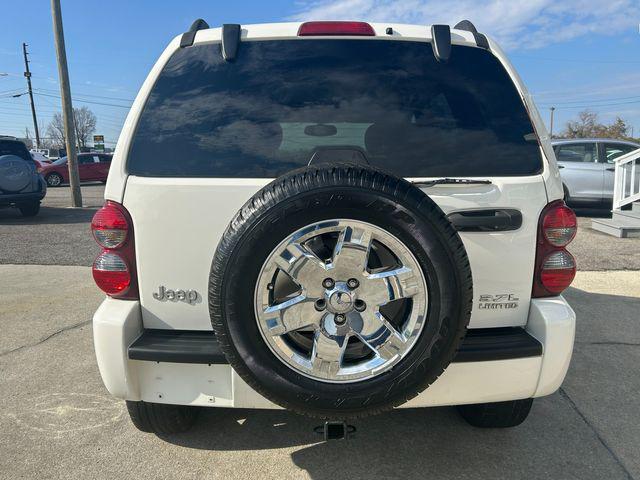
[310,330,348,377]
[361,267,419,308]
[274,243,327,297]
[356,312,407,361]
[330,226,372,275]
[262,295,322,336]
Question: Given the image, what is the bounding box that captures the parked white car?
[91,20,577,435]
[553,138,640,206]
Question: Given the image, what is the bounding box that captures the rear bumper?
[0,191,46,206]
[93,296,575,408]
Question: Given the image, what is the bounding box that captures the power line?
[34,91,130,109]
[538,99,640,110]
[511,55,640,64]
[536,94,640,106]
[34,86,134,103]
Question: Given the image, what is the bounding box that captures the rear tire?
[18,201,40,217]
[126,401,200,434]
[457,398,533,428]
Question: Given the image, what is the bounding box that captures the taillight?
[298,21,376,36]
[91,201,138,299]
[532,200,577,297]
[93,252,130,295]
[542,203,577,246]
[92,200,128,248]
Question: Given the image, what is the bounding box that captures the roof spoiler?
[453,20,490,50]
[179,20,241,62]
[221,24,241,61]
[430,25,451,62]
[180,19,209,48]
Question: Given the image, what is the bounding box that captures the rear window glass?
[128,40,542,178]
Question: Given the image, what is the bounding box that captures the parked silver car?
[552,138,640,206]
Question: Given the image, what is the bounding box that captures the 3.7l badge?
[478,294,519,310]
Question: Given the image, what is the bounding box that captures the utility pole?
[549,107,556,138]
[22,43,41,149]
[50,0,82,207]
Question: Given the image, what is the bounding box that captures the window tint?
[99,155,112,163]
[603,143,638,163]
[78,155,94,164]
[128,40,542,178]
[555,143,598,163]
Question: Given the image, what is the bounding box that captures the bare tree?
[45,106,97,149]
[46,112,66,147]
[562,110,630,140]
[73,106,97,148]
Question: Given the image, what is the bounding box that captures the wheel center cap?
[326,284,354,314]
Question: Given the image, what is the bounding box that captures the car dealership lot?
[1,186,639,479]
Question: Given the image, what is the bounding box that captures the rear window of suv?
[128,39,542,178]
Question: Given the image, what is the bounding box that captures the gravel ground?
[1,186,637,271]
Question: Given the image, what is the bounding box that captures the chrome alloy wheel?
[254,219,428,383]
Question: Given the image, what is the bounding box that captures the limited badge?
[478,294,519,310]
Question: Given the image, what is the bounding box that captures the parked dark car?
[0,137,46,216]
[41,153,112,187]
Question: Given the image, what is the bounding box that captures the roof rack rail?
[430,24,451,62]
[180,19,209,48]
[221,24,241,61]
[453,20,490,50]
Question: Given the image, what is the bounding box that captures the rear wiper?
[411,178,493,188]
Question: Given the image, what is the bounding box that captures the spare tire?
[209,164,472,419]
[0,155,32,192]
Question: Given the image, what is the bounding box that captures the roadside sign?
[93,134,105,151]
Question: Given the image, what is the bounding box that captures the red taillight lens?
[533,200,577,297]
[91,201,138,299]
[92,200,129,249]
[542,203,577,246]
[540,251,576,294]
[298,21,376,36]
[93,252,131,295]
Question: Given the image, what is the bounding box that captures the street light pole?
[549,106,556,138]
[22,43,41,149]
[50,0,82,207]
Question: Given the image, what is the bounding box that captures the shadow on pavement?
[572,207,611,218]
[0,206,97,225]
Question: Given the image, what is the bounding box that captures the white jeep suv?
[92,20,577,434]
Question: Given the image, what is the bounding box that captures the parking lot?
[1,185,639,479]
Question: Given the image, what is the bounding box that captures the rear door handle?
[447,209,522,232]
[558,165,565,169]
[606,167,615,171]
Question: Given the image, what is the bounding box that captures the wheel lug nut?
[354,299,366,312]
[347,278,359,289]
[335,313,347,325]
[314,299,326,311]
[322,278,335,289]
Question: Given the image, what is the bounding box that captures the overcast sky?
[1,0,639,145]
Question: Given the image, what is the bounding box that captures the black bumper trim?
[454,327,542,362]
[129,329,227,364]
[128,327,542,365]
